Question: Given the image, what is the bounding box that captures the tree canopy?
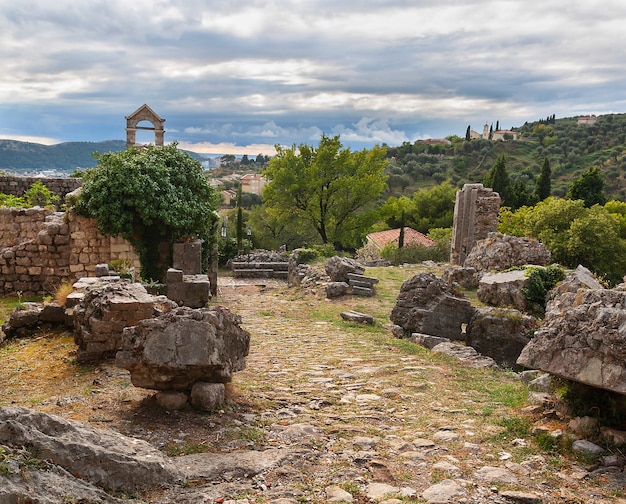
[262,135,387,249]
[74,143,218,281]
[566,166,606,207]
[498,197,626,284]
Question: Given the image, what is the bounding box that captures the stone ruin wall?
[0,207,139,297]
[0,175,82,203]
[450,183,501,266]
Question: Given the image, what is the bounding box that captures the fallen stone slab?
[326,281,350,298]
[411,333,450,350]
[347,273,380,284]
[340,310,375,325]
[0,406,182,492]
[431,342,498,369]
[351,285,375,296]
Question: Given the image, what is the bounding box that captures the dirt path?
[1,275,624,503]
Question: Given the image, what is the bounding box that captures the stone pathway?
[153,281,625,504]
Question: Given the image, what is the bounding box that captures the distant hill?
[384,113,626,201]
[0,140,205,174]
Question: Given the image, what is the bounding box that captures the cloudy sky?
[1,1,626,155]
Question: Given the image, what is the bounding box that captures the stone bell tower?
[125,104,165,148]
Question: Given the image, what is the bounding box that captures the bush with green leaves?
[498,197,626,285]
[522,265,566,316]
[23,181,59,208]
[381,227,451,265]
[73,143,218,281]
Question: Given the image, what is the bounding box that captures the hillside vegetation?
[384,113,626,200]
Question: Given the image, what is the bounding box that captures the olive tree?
[73,143,218,281]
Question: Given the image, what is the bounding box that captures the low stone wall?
[0,175,82,203]
[0,207,139,297]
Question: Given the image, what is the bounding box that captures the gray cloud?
[1,1,626,153]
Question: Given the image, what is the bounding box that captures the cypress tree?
[465,125,471,141]
[236,184,243,255]
[534,157,552,201]
[484,154,512,206]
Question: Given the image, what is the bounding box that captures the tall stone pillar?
[450,184,501,266]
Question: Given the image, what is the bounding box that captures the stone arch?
[125,104,165,147]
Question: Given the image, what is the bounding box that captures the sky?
[2,1,626,156]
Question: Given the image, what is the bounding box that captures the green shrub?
[522,265,566,316]
[23,181,59,208]
[311,243,336,258]
[295,248,319,264]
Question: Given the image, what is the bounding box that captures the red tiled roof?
[366,227,436,250]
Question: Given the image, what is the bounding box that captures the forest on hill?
[384,113,626,201]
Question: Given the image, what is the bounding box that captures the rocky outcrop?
[116,305,250,391]
[477,269,529,311]
[325,256,365,282]
[464,233,550,272]
[390,272,474,340]
[550,264,602,296]
[442,265,477,289]
[0,406,182,493]
[467,307,538,369]
[1,301,67,341]
[517,288,626,394]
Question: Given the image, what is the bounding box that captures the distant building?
[480,122,518,141]
[416,138,452,146]
[491,129,518,141]
[366,227,436,250]
[240,173,266,195]
[578,116,597,126]
[221,189,238,206]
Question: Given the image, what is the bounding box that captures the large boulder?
[464,233,550,272]
[325,256,365,282]
[517,288,626,394]
[390,272,474,340]
[477,269,529,311]
[72,280,168,362]
[116,305,250,391]
[0,406,182,492]
[466,307,538,369]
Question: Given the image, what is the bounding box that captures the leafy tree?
[484,154,512,206]
[498,197,626,285]
[567,205,626,284]
[534,157,551,201]
[566,167,606,207]
[247,205,317,251]
[74,143,218,282]
[380,195,412,247]
[262,134,387,249]
[409,181,457,233]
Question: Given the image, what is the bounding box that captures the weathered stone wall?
[0,208,139,296]
[0,175,82,203]
[450,183,501,266]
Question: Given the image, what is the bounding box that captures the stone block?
[191,382,225,411]
[411,333,450,349]
[166,268,184,283]
[340,310,374,325]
